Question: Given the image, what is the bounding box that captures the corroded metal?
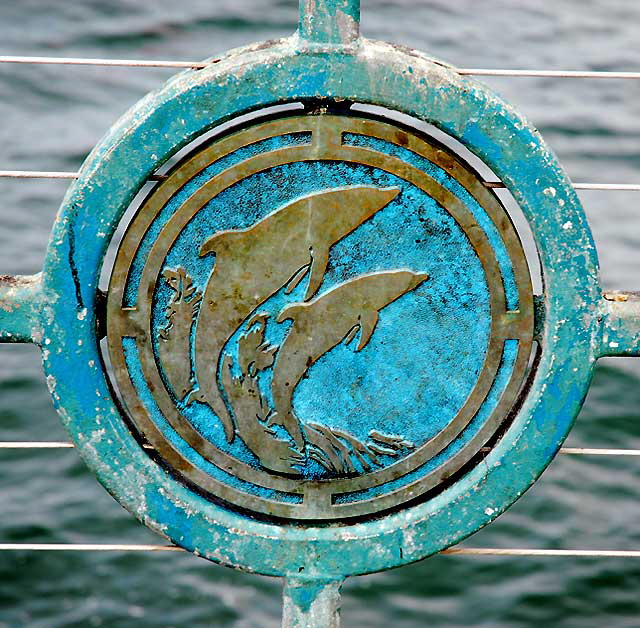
[298,0,360,49]
[0,274,44,343]
[1,0,638,625]
[106,114,534,520]
[283,578,343,627]
[600,292,640,355]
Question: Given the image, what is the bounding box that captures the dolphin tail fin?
[356,309,379,351]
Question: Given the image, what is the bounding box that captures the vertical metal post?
[297,0,360,48]
[282,577,344,627]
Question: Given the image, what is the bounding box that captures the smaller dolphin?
[269,270,429,450]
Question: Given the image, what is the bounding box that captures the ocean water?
[1,1,640,626]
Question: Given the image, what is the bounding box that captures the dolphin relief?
[218,270,426,476]
[188,186,401,442]
[269,270,429,457]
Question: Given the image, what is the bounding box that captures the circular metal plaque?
[36,37,599,576]
[0,3,624,620]
[106,113,534,521]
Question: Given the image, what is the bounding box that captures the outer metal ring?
[41,38,599,577]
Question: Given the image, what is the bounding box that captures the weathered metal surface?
[283,578,343,627]
[598,292,640,356]
[297,0,359,48]
[0,0,636,625]
[105,113,534,521]
[0,274,44,343]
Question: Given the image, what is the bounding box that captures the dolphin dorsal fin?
[356,309,380,351]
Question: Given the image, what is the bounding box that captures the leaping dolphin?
[190,186,401,442]
[269,269,429,450]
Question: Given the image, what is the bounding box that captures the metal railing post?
[297,0,360,48]
[282,577,344,628]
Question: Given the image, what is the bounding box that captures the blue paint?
[461,123,504,164]
[334,339,518,503]
[343,133,519,309]
[37,32,601,581]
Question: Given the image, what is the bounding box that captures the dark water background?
[1,1,640,625]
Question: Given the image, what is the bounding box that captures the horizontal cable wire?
[0,442,153,449]
[0,55,204,68]
[2,442,640,455]
[558,447,640,456]
[2,56,640,79]
[457,68,640,79]
[1,543,639,557]
[439,548,640,557]
[0,543,185,551]
[1,170,638,191]
[485,181,640,192]
[1,442,75,448]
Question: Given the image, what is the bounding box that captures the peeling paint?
[0,273,44,342]
[0,2,614,614]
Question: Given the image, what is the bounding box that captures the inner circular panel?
[106,113,534,521]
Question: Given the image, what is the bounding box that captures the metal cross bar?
[298,0,359,48]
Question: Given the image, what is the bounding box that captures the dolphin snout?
[409,272,430,290]
[357,186,401,221]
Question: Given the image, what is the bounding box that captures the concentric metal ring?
[106,113,534,520]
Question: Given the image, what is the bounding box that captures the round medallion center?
[106,113,534,521]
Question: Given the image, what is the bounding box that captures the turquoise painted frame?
[2,0,639,623]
